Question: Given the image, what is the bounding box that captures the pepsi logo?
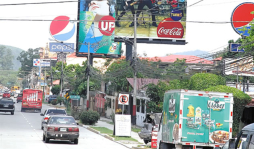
[157,18,184,38]
[98,16,115,36]
[50,16,75,41]
[231,2,254,36]
[171,9,183,21]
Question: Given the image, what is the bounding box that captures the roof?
[212,57,222,61]
[146,55,213,64]
[53,80,60,85]
[127,78,160,91]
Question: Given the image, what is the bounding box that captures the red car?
[3,92,10,98]
[17,93,23,103]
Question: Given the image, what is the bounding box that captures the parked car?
[40,108,67,130]
[16,94,23,103]
[3,92,11,98]
[10,92,14,96]
[138,113,162,144]
[0,98,15,115]
[221,138,236,149]
[48,95,58,104]
[43,115,79,144]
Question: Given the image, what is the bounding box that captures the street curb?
[83,125,133,149]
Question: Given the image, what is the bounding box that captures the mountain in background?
[0,45,24,70]
[173,50,209,56]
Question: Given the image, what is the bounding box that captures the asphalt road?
[0,97,128,149]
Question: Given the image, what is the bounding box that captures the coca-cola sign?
[157,18,184,38]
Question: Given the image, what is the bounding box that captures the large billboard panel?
[77,0,121,55]
[115,0,187,42]
[224,56,254,76]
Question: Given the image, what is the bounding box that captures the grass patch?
[91,127,113,135]
[131,127,141,133]
[106,121,114,125]
[91,127,139,142]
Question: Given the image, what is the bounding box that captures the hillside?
[0,45,24,70]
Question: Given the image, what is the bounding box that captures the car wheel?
[73,139,78,144]
[41,126,44,130]
[45,137,50,143]
[144,140,149,144]
[11,111,14,115]
[43,134,45,141]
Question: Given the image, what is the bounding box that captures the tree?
[0,46,14,70]
[17,48,40,77]
[205,85,251,137]
[166,58,188,80]
[189,73,225,90]
[51,85,60,95]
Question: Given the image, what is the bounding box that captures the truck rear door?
[181,93,232,144]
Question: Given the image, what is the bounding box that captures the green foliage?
[0,46,14,70]
[204,85,251,137]
[57,96,64,104]
[189,73,225,90]
[51,85,60,95]
[80,110,100,125]
[51,100,57,105]
[166,58,188,80]
[17,48,40,77]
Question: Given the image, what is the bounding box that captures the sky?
[0,0,252,57]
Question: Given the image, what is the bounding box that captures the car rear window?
[48,117,76,125]
[46,109,66,115]
[18,94,22,97]
[0,99,13,103]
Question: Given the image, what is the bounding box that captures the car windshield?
[46,109,66,115]
[48,117,76,125]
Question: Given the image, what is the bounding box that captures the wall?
[105,95,117,118]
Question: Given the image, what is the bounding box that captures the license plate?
[60,128,66,132]
[3,105,8,107]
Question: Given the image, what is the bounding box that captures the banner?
[77,0,121,55]
[115,0,187,41]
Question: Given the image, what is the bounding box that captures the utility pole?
[60,52,64,97]
[236,63,239,89]
[133,14,137,124]
[86,42,90,111]
[50,58,53,90]
[43,67,46,97]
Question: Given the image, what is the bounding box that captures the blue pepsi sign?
[230,43,245,52]
[49,42,74,52]
[171,9,183,21]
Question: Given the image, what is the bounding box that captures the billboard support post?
[60,52,63,97]
[133,14,137,124]
[86,42,90,111]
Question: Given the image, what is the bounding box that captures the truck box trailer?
[157,89,234,149]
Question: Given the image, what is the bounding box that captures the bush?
[51,99,58,105]
[51,85,60,95]
[204,85,251,137]
[189,73,225,90]
[57,96,64,105]
[80,110,100,125]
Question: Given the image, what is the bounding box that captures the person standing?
[136,0,157,27]
[115,0,136,27]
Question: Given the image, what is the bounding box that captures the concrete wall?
[105,95,117,118]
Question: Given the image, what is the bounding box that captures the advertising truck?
[21,89,43,112]
[157,89,234,149]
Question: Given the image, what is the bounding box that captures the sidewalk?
[83,116,146,149]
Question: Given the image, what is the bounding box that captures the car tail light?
[68,128,73,132]
[73,127,79,132]
[54,127,59,131]
[47,127,54,131]
[44,117,49,121]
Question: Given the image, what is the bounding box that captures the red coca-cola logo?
[157,18,184,38]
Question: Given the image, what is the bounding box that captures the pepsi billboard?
[49,16,76,52]
[77,0,121,55]
[231,2,254,36]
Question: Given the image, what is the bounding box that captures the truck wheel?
[144,140,149,144]
[43,134,45,141]
[11,111,14,115]
[159,142,167,149]
[21,108,23,112]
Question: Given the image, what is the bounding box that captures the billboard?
[114,0,187,43]
[231,2,254,36]
[224,56,254,76]
[33,59,50,67]
[77,0,121,55]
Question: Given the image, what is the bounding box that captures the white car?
[40,108,67,130]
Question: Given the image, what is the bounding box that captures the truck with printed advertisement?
[21,89,43,112]
[157,89,234,149]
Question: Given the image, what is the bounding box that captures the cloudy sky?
[0,0,252,57]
